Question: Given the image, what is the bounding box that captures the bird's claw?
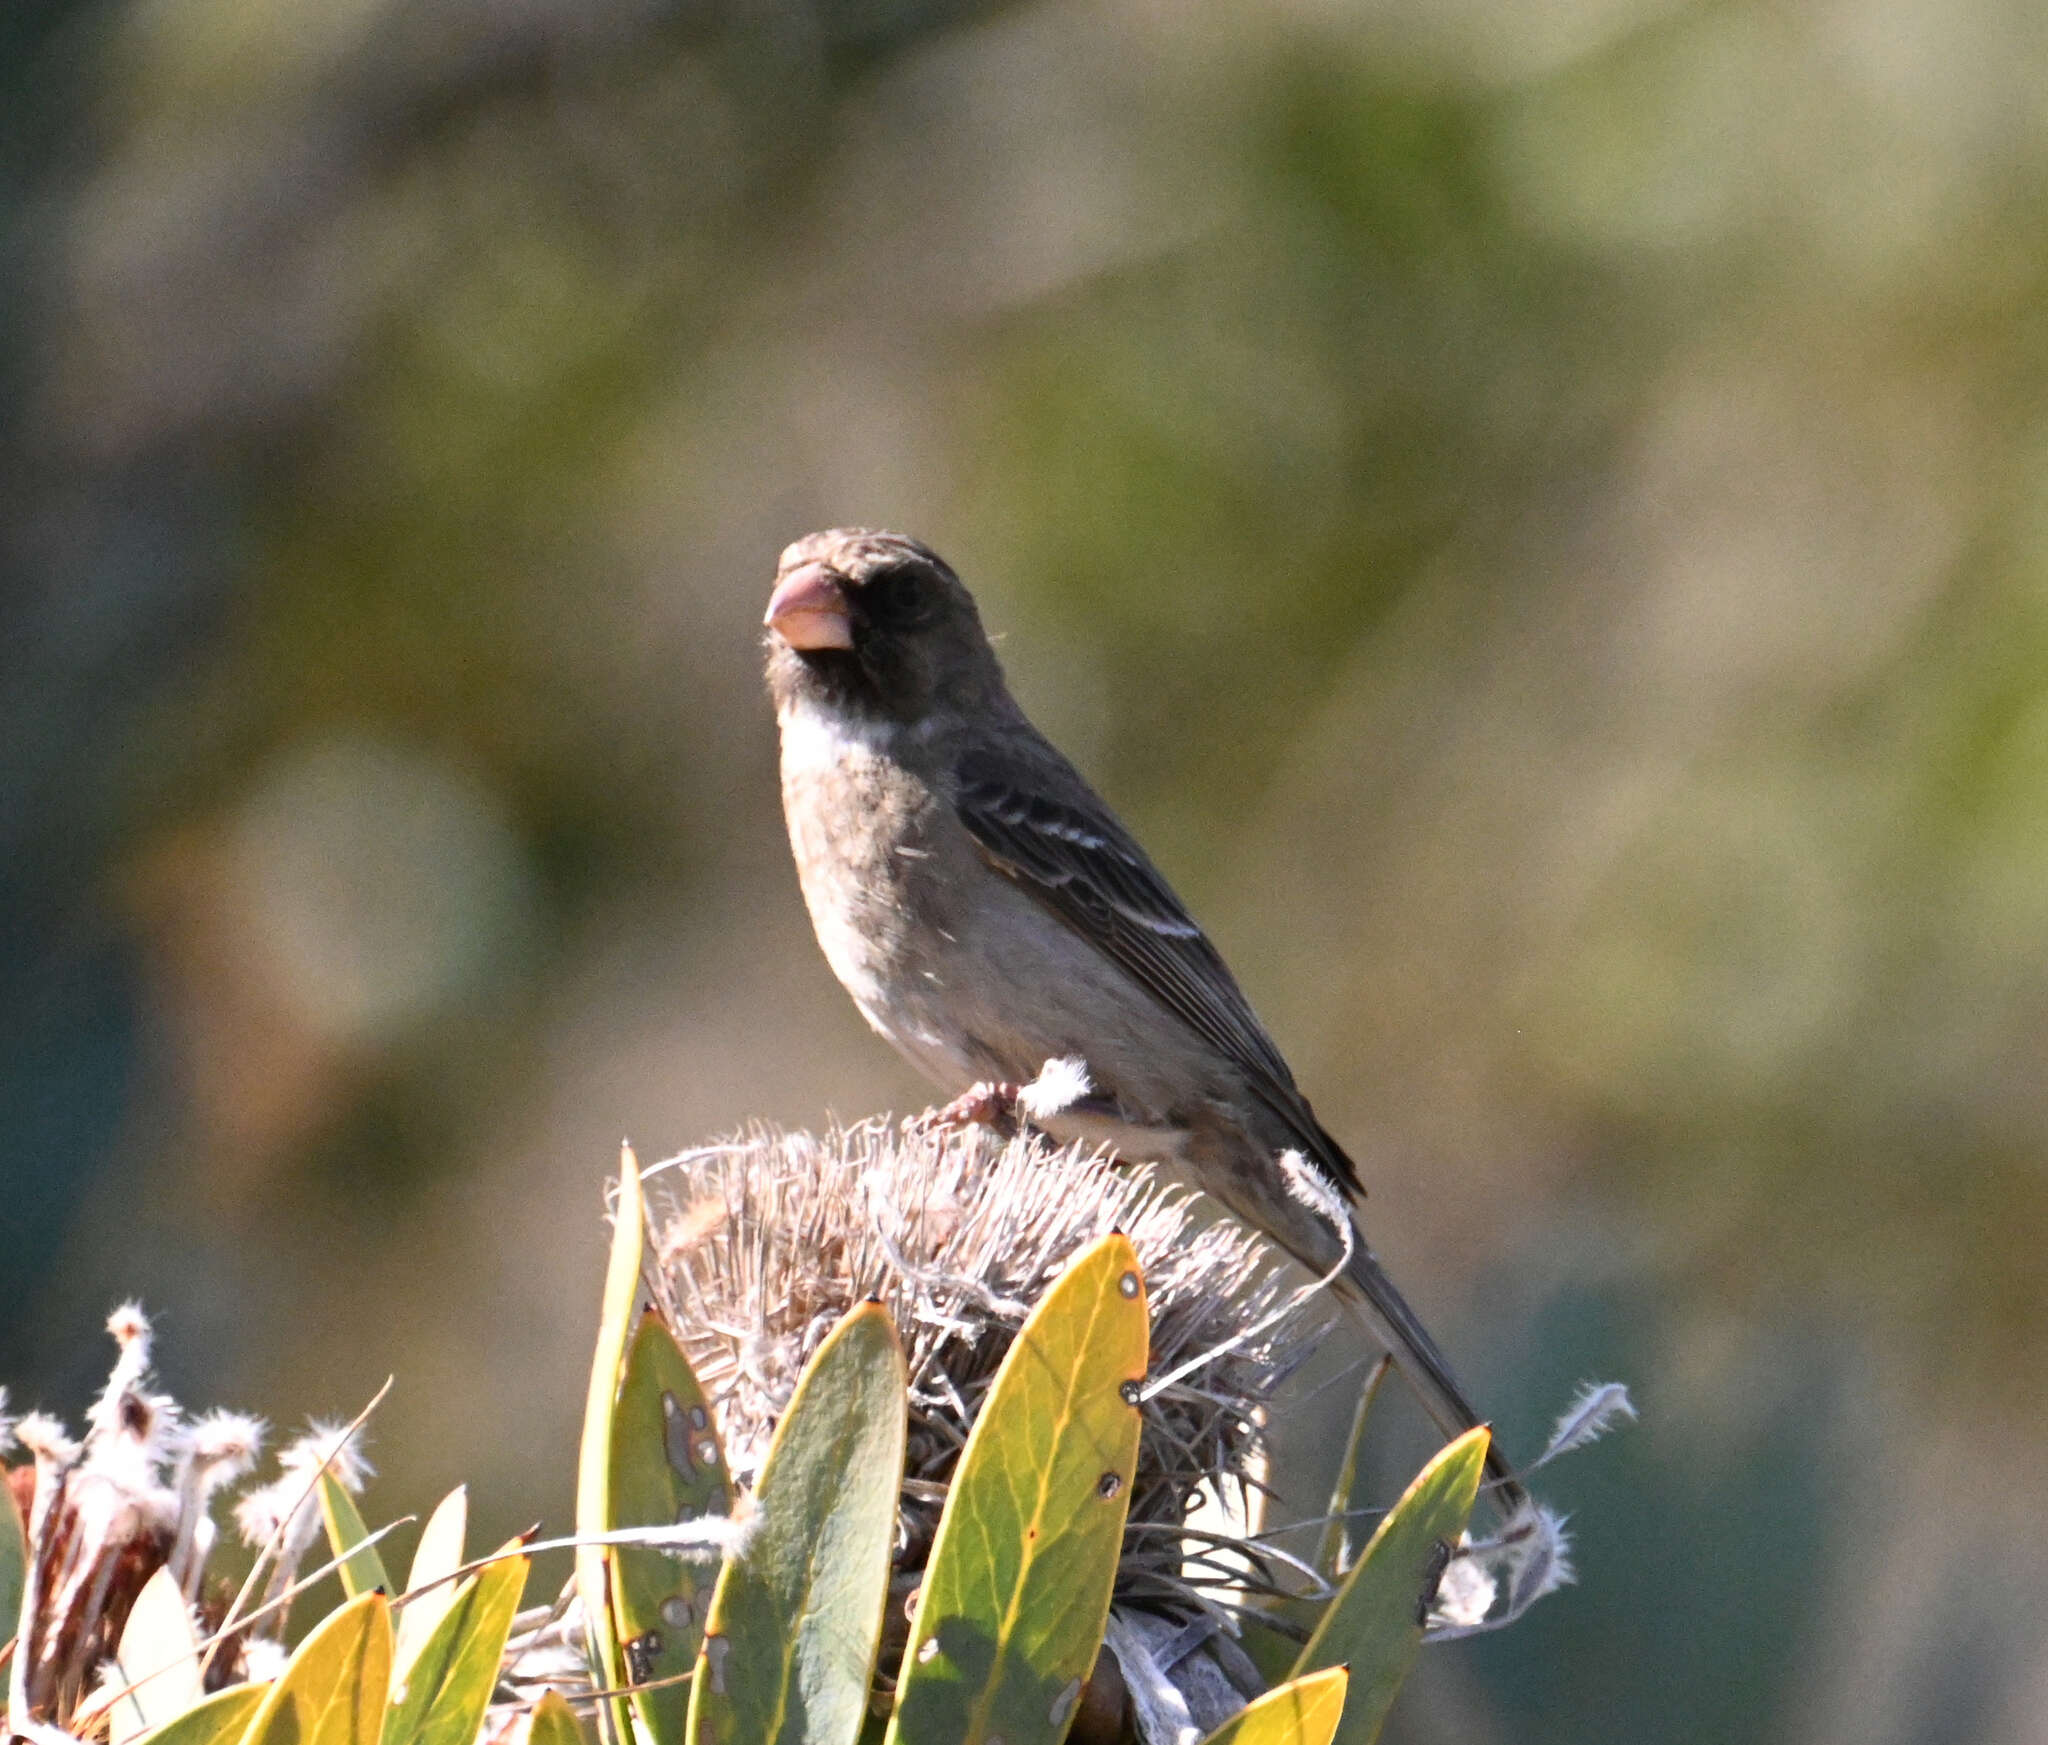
[918,1081,1024,1139]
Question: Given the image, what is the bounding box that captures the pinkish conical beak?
[765,561,854,651]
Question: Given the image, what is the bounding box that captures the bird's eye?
[862,567,940,631]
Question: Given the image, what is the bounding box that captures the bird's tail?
[1334,1239,1529,1518]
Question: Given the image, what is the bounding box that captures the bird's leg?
[923,1080,1024,1138]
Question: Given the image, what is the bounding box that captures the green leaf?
[394,1487,468,1680]
[0,1475,25,1651]
[1315,1358,1391,1582]
[133,1681,268,1745]
[385,1542,529,1745]
[527,1688,596,1745]
[610,1311,732,1745]
[110,1565,205,1744]
[1198,1669,1349,1745]
[689,1301,907,1745]
[241,1590,394,1745]
[578,1142,648,1745]
[887,1233,1148,1745]
[321,1472,392,1601]
[1289,1427,1488,1745]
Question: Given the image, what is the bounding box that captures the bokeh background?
[7,0,2048,1737]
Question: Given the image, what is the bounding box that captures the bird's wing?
[953,743,1362,1196]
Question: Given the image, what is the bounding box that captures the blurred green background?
[7,0,2048,1737]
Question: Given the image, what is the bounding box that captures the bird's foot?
[919,1081,1024,1139]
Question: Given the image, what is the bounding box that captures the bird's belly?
[1030,1101,1190,1170]
[916,876,1231,1132]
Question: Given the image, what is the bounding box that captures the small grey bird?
[764,526,1523,1510]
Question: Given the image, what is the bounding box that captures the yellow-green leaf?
[610,1311,732,1745]
[385,1542,529,1745]
[241,1590,393,1745]
[887,1234,1148,1745]
[1290,1428,1489,1745]
[1198,1668,1349,1745]
[577,1142,647,1745]
[395,1487,468,1680]
[689,1301,907,1745]
[133,1681,268,1745]
[110,1565,204,1744]
[526,1688,596,1745]
[321,1473,391,1601]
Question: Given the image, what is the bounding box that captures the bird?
[763,526,1524,1513]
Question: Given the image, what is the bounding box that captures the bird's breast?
[776,697,974,1070]
[773,695,1250,1125]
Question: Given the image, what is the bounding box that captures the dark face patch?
[766,531,1006,727]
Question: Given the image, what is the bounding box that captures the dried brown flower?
[643,1117,1332,1719]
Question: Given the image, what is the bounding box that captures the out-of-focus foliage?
[8,0,2048,1738]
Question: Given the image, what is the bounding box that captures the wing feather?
[953,747,1361,1195]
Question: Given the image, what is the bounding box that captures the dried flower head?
[14,1414,81,1472]
[8,1314,180,1727]
[185,1412,266,1471]
[645,1119,1331,1637]
[231,1415,375,1629]
[3,1311,349,1733]
[168,1412,266,1597]
[275,1418,374,1496]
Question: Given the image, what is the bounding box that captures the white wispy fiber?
[1015,1054,1093,1120]
[1409,1378,1639,1639]
[1424,1506,1566,1640]
[1416,1379,1633,1635]
[239,1640,290,1684]
[1275,1147,1350,1230]
[1419,1381,1640,1641]
[10,1311,189,1725]
[8,1306,377,1731]
[279,1418,374,1494]
[1535,1381,1638,1466]
[559,1515,759,1562]
[1430,1551,1498,1630]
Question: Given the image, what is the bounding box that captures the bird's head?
[763,528,1007,725]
